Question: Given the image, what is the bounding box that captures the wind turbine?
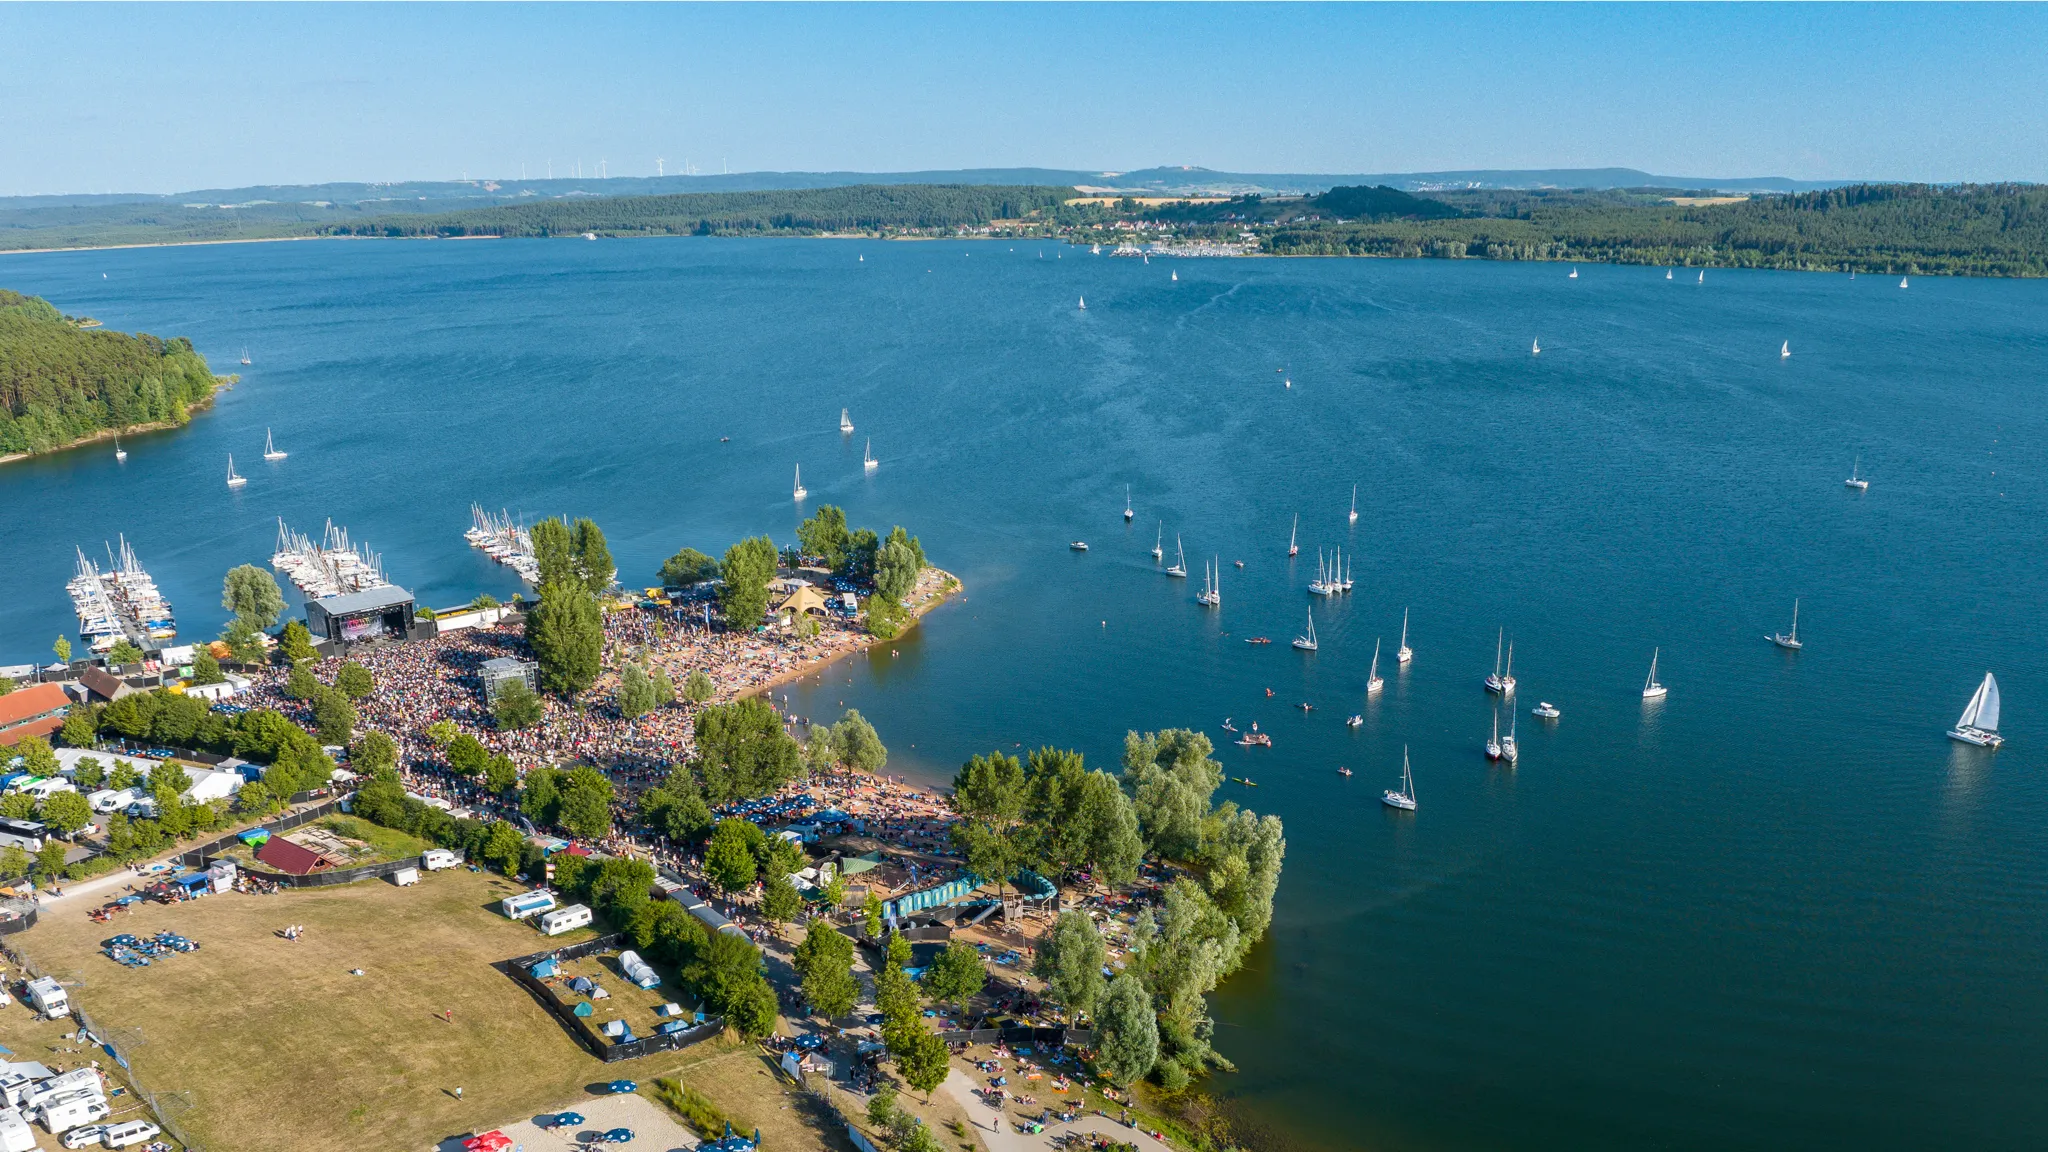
[657,158,665,177]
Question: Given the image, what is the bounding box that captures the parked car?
[100,1119,161,1148]
[59,1125,105,1150]
[602,1079,636,1095]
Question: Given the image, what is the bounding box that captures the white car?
[60,1126,105,1150]
[101,1119,161,1148]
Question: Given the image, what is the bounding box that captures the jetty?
[271,517,390,599]
[66,536,175,652]
[465,505,539,583]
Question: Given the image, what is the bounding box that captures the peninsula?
[0,288,231,462]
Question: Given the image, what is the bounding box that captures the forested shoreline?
[0,289,229,459]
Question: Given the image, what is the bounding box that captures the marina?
[465,505,541,583]
[66,537,175,652]
[271,518,392,599]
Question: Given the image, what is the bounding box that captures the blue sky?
[2,3,2044,195]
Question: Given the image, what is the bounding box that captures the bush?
[650,1078,726,1140]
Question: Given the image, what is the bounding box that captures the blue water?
[3,240,2046,1150]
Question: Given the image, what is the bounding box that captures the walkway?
[942,1070,1173,1152]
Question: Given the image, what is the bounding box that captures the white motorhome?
[0,1108,33,1152]
[23,977,66,1018]
[539,904,592,936]
[420,848,461,870]
[24,1069,99,1112]
[36,1093,108,1134]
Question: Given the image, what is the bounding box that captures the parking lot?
[430,1093,698,1152]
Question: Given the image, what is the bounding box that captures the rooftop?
[310,584,414,616]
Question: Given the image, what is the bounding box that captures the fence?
[0,897,37,936]
[175,797,344,869]
[504,933,726,1062]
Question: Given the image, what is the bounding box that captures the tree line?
[0,289,227,457]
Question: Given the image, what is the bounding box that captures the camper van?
[0,1106,34,1152]
[23,1070,98,1113]
[539,904,592,936]
[36,1093,109,1135]
[23,977,67,1019]
[420,848,461,871]
[500,891,556,921]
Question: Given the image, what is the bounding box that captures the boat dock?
[466,505,539,583]
[271,517,391,599]
[67,536,175,653]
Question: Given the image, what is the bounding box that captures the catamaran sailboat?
[1292,607,1318,651]
[1769,599,1802,650]
[1198,558,1221,607]
[1397,608,1412,664]
[864,439,877,472]
[1349,484,1359,524]
[1288,514,1300,557]
[1642,648,1668,699]
[225,455,247,488]
[113,437,126,463]
[1382,748,1416,811]
[1166,537,1188,578]
[262,429,287,461]
[840,409,854,434]
[1948,671,2003,747]
[1365,638,1383,695]
[1781,341,1791,359]
[1484,629,1516,694]
[1124,485,1134,522]
[792,465,807,502]
[1846,456,1869,490]
[1152,523,1164,562]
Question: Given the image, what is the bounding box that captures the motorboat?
[1070,542,1089,552]
[1346,715,1362,728]
[1337,765,1353,775]
[1532,701,1561,720]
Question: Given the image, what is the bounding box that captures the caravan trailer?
[539,904,592,936]
[500,891,556,921]
[23,977,67,1019]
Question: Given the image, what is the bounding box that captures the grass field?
[11,868,852,1152]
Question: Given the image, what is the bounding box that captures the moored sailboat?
[1642,647,1668,700]
[1845,455,1869,490]
[262,429,287,461]
[1769,599,1802,650]
[840,408,855,434]
[1365,638,1383,695]
[1349,483,1359,524]
[1288,514,1299,557]
[225,454,246,488]
[1198,557,1221,607]
[1382,748,1416,811]
[113,437,126,463]
[1166,536,1187,578]
[1124,485,1134,522]
[1484,629,1516,694]
[1152,523,1164,562]
[1397,607,1412,664]
[864,439,878,472]
[792,464,807,502]
[1292,607,1318,651]
[1948,672,2003,747]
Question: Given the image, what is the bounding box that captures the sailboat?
[262,429,287,461]
[1947,672,2004,747]
[225,455,247,489]
[1166,537,1187,578]
[1365,638,1383,695]
[1382,747,1416,811]
[1349,483,1359,524]
[1340,551,1353,593]
[792,465,807,502]
[1484,629,1516,694]
[1531,337,1541,355]
[1396,608,1413,664]
[1666,268,1674,280]
[1171,269,1178,281]
[1124,485,1134,522]
[1568,267,1579,279]
[864,438,877,472]
[1642,648,1668,699]
[239,347,251,366]
[1152,523,1164,562]
[1698,270,1705,284]
[1899,276,1909,289]
[1309,550,1335,596]
[1198,558,1221,607]
[1078,296,1087,310]
[840,408,855,434]
[1781,340,1791,359]
[1288,514,1300,557]
[1502,710,1519,764]
[1769,599,1802,650]
[1486,709,1504,761]
[1845,455,1869,490]
[1292,607,1318,651]
[113,437,126,463]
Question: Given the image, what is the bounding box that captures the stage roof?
[309,584,414,616]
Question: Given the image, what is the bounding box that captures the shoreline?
[737,565,962,702]
[0,379,231,467]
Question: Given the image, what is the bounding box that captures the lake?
[2,239,2045,1150]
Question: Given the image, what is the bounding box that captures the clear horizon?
[2,3,2046,197]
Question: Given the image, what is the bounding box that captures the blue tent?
[528,957,560,979]
[567,975,596,994]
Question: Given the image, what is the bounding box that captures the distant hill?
[0,290,228,460]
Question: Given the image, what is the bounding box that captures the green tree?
[70,756,105,789]
[724,973,779,1039]
[0,677,11,696]
[446,734,490,776]
[761,871,802,925]
[572,518,615,595]
[953,750,1025,823]
[884,526,925,573]
[703,818,760,894]
[59,709,96,749]
[235,779,277,815]
[589,857,657,918]
[37,790,92,835]
[189,648,226,686]
[283,662,318,701]
[107,639,143,667]
[716,536,778,629]
[690,698,800,804]
[638,769,714,843]
[1122,729,1223,861]
[483,753,520,796]
[312,687,356,745]
[617,662,660,719]
[874,538,920,602]
[1034,911,1108,1017]
[333,661,374,699]
[830,709,888,774]
[530,518,577,588]
[493,680,545,729]
[526,581,603,695]
[864,598,907,640]
[555,765,615,840]
[897,1028,952,1100]
[793,922,858,1019]
[687,931,773,1031]
[221,564,287,629]
[1094,973,1160,1087]
[1027,750,1143,888]
[863,891,885,938]
[481,820,527,874]
[520,765,562,826]
[797,505,853,569]
[221,616,266,664]
[659,547,720,587]
[279,620,316,663]
[15,736,57,778]
[0,794,34,821]
[34,841,67,878]
[424,719,457,747]
[53,636,71,665]
[923,940,987,1017]
[682,670,715,703]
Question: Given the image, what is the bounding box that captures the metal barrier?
[936,1024,1092,1049]
[503,934,726,1063]
[0,898,37,936]
[74,1006,205,1151]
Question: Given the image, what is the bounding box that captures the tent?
[572,1002,594,1018]
[776,584,832,618]
[567,976,596,994]
[238,829,271,846]
[528,957,560,979]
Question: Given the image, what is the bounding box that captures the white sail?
[1959,672,2000,732]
